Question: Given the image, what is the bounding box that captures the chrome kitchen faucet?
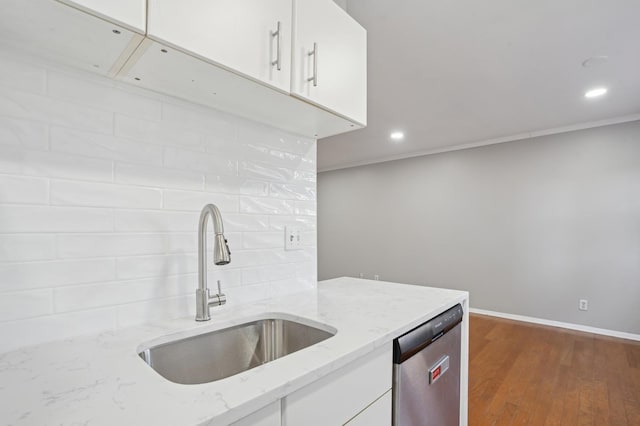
[195,204,231,321]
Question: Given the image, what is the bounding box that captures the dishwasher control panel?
[393,303,463,363]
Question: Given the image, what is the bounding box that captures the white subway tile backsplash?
[163,147,237,175]
[0,116,49,150]
[284,247,316,264]
[240,196,294,215]
[294,201,317,216]
[0,49,316,352]
[0,235,56,262]
[223,214,270,232]
[0,146,114,182]
[237,121,314,155]
[51,180,160,209]
[0,258,116,291]
[268,216,316,231]
[243,143,304,169]
[163,189,238,212]
[206,268,242,289]
[47,71,162,121]
[270,277,313,295]
[300,231,317,247]
[242,232,283,249]
[114,210,195,232]
[301,146,317,171]
[115,114,205,150]
[54,275,194,313]
[239,161,295,182]
[116,295,193,328]
[163,232,241,255]
[225,283,270,305]
[0,57,46,95]
[114,210,198,232]
[269,182,316,201]
[0,289,52,322]
[161,102,236,142]
[50,126,164,166]
[294,170,316,183]
[299,155,316,172]
[57,234,166,258]
[231,249,289,268]
[0,308,117,353]
[0,175,48,204]
[0,87,113,133]
[241,264,296,286]
[163,232,198,254]
[0,205,113,233]
[51,180,161,209]
[296,262,317,281]
[116,254,196,280]
[205,175,269,197]
[115,162,203,190]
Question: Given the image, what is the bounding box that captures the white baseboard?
[469,308,640,342]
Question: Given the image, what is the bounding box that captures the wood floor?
[468,314,640,425]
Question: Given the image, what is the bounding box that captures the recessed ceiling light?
[585,87,607,98]
[390,131,404,141]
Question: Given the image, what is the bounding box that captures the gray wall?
[318,121,640,335]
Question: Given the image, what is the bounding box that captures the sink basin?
[138,317,336,385]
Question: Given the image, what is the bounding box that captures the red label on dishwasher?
[432,366,441,381]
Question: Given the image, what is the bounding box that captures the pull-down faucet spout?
[195,204,231,321]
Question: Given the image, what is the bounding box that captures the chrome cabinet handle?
[307,42,318,87]
[271,21,281,71]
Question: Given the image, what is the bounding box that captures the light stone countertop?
[0,278,468,425]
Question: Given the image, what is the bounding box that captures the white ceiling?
[319,0,640,171]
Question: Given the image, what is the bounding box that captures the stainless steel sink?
[138,317,336,385]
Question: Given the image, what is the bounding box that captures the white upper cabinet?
[0,0,145,77]
[291,0,367,126]
[147,0,292,93]
[0,0,366,138]
[57,0,147,34]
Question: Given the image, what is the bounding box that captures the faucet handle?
[207,280,227,307]
[213,280,227,306]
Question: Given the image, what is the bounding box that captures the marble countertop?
[0,278,468,425]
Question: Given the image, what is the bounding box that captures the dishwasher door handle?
[428,355,450,384]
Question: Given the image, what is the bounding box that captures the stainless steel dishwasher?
[392,304,463,426]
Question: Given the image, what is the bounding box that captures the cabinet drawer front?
[345,390,392,426]
[231,401,281,426]
[283,345,391,426]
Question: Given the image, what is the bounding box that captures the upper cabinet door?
[57,0,147,34]
[292,0,367,126]
[147,0,292,93]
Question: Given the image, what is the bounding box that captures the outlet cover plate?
[284,226,302,251]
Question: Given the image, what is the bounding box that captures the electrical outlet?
[359,272,364,278]
[579,299,588,311]
[374,274,380,281]
[284,226,302,251]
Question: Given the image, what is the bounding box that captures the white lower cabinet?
[231,400,281,426]
[345,390,392,426]
[226,345,392,425]
[282,344,392,426]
